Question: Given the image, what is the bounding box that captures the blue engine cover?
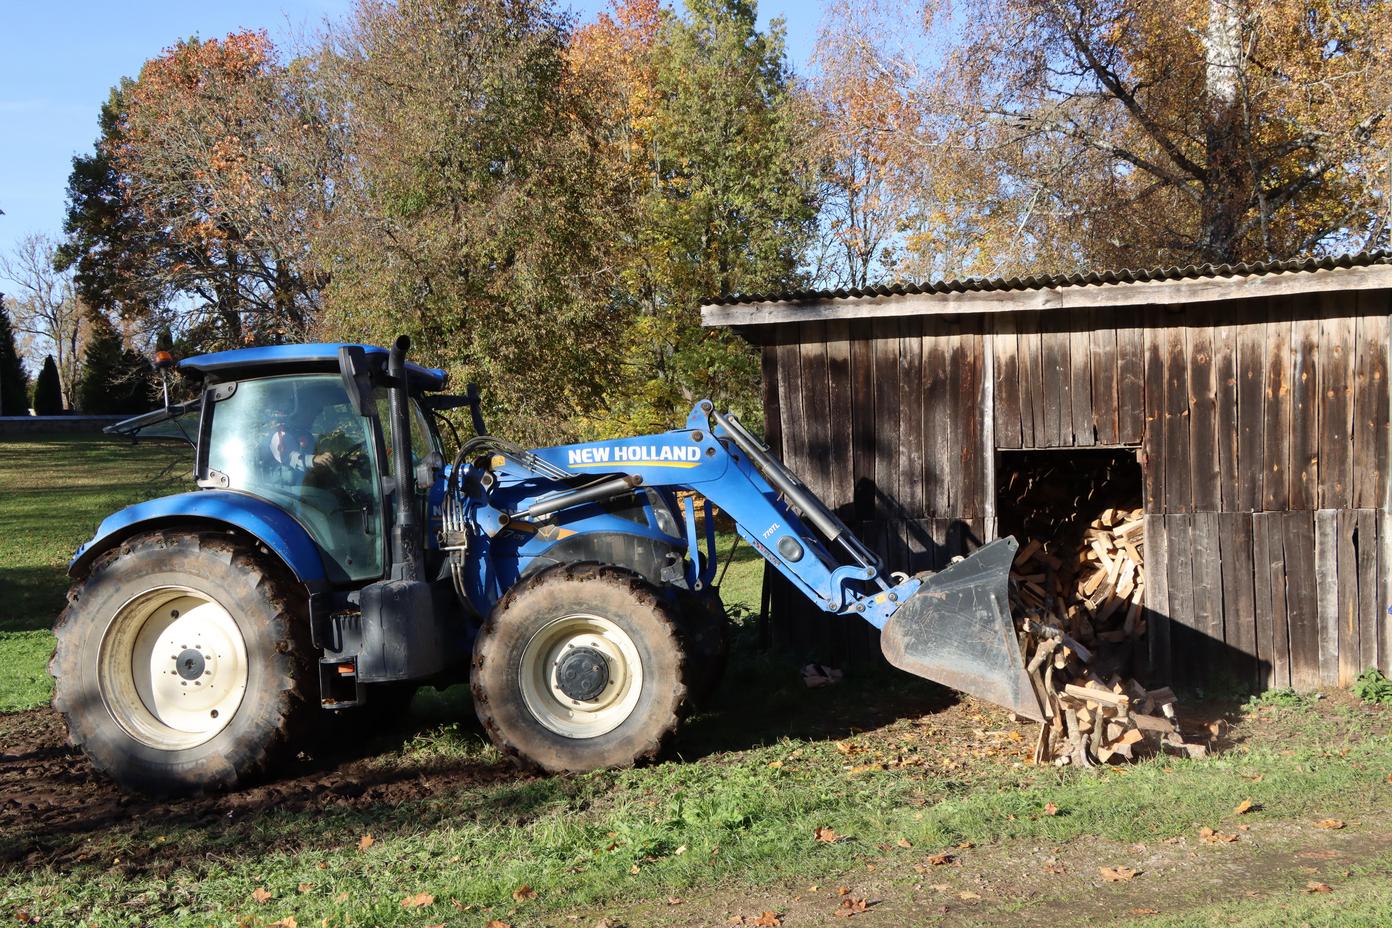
[70,490,329,590]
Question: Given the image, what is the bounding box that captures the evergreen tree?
[33,356,64,415]
[77,308,152,414]
[0,296,30,415]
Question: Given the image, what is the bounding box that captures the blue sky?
[0,0,826,273]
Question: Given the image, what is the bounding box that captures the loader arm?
[523,401,1043,721]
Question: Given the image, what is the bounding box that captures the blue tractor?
[54,337,1038,793]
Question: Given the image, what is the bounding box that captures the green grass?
[5,677,1391,925]
[0,435,190,710]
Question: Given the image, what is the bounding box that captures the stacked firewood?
[1009,508,1208,765]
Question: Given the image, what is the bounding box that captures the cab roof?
[178,343,449,391]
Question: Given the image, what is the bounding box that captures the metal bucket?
[879,537,1043,722]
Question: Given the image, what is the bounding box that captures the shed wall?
[752,288,1392,691]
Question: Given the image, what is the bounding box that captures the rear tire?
[471,563,687,772]
[52,531,314,795]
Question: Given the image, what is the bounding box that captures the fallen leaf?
[251,887,273,904]
[1100,866,1138,882]
[1199,827,1239,844]
[358,834,374,851]
[400,892,435,909]
[629,863,640,875]
[1130,908,1160,915]
[1305,881,1333,893]
[512,885,537,902]
[485,921,513,928]
[767,760,783,769]
[595,919,620,928]
[835,897,869,917]
[269,919,298,928]
[896,837,914,849]
[815,826,841,843]
[958,891,981,901]
[333,892,349,904]
[1315,819,1346,830]
[836,885,852,896]
[1233,799,1256,815]
[667,896,683,905]
[751,912,782,927]
[1043,802,1059,816]
[926,852,956,866]
[1043,862,1067,875]
[297,882,313,894]
[674,845,687,856]
[425,924,445,928]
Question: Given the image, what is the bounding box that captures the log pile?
[1009,508,1209,765]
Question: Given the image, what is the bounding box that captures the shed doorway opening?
[997,449,1146,677]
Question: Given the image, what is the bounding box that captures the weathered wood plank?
[923,324,951,517]
[824,320,855,517]
[1383,510,1392,675]
[1351,304,1389,510]
[1263,308,1292,511]
[1336,510,1361,686]
[1355,509,1378,677]
[944,325,966,513]
[1218,511,1259,689]
[1041,318,1071,446]
[775,331,805,472]
[798,321,833,501]
[958,319,984,519]
[993,315,1022,449]
[1117,322,1146,445]
[1142,310,1168,512]
[1144,511,1171,683]
[1165,513,1196,684]
[1318,305,1354,510]
[1253,511,1284,688]
[897,318,926,519]
[1213,314,1239,511]
[1090,317,1119,444]
[1289,307,1321,510]
[1017,314,1044,447]
[761,342,783,461]
[1164,317,1192,512]
[849,329,877,522]
[1314,508,1340,686]
[873,318,902,522]
[1070,322,1094,444]
[1235,304,1267,512]
[1190,510,1224,675]
[1283,510,1320,690]
[1188,314,1220,511]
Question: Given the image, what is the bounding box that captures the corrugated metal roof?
[705,250,1392,307]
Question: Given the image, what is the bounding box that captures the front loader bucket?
[880,537,1044,722]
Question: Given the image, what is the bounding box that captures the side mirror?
[338,346,376,417]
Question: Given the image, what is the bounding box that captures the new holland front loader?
[53,337,1039,793]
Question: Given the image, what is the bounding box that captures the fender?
[70,490,329,591]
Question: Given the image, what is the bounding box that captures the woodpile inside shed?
[998,451,1208,764]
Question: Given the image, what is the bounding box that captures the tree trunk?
[1198,0,1247,264]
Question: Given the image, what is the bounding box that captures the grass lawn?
[3,435,1392,926]
[0,434,192,711]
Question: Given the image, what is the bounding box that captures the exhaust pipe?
[387,335,421,582]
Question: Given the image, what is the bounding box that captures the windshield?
[205,374,385,582]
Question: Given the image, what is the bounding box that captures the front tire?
[471,563,687,772]
[52,531,313,795]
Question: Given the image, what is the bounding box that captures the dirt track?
[0,707,520,873]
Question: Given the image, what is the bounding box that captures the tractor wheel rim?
[519,613,643,739]
[97,586,249,751]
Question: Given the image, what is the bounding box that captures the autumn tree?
[0,296,30,415]
[569,0,817,436]
[94,31,341,346]
[820,0,1391,275]
[316,0,627,443]
[1,234,85,409]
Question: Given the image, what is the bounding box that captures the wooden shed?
[702,253,1392,692]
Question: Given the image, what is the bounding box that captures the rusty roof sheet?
[704,250,1392,308]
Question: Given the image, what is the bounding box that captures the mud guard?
[879,537,1043,722]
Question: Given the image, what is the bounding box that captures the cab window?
[205,374,384,582]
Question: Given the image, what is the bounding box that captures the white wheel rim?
[97,586,249,750]
[519,613,643,739]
